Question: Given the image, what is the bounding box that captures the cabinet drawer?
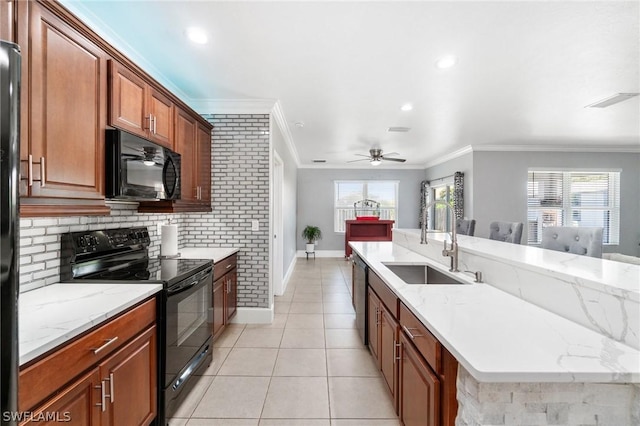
[399,302,441,374]
[368,269,398,317]
[19,297,156,411]
[214,253,237,281]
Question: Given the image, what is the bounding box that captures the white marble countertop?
[19,283,162,366]
[350,241,640,383]
[179,247,238,262]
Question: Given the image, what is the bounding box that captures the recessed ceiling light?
[400,103,413,112]
[435,55,457,69]
[185,27,208,44]
[294,121,305,128]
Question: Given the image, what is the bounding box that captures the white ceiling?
[62,0,640,168]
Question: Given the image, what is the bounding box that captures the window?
[527,170,620,245]
[429,180,454,232]
[334,181,399,232]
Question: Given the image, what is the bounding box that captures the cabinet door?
[147,87,173,148]
[174,108,197,202]
[380,305,399,410]
[108,61,147,138]
[22,2,107,201]
[212,276,226,340]
[23,368,102,426]
[99,326,157,426]
[399,332,440,426]
[1,1,13,41]
[226,269,238,322]
[196,123,212,204]
[367,288,380,363]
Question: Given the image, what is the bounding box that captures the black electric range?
[60,227,214,426]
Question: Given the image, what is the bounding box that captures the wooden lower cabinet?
[212,276,226,340]
[367,288,380,361]
[399,331,441,426]
[226,268,237,321]
[212,254,238,341]
[380,305,399,409]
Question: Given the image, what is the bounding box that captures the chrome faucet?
[420,200,459,272]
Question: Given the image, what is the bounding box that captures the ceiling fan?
[123,146,163,166]
[348,149,406,166]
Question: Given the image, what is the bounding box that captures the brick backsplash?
[181,114,271,309]
[455,367,639,425]
[19,113,271,310]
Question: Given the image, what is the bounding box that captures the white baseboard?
[296,250,345,258]
[280,256,297,295]
[230,305,274,324]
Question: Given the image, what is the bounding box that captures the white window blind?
[527,170,620,245]
[334,181,398,232]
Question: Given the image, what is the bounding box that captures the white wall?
[471,151,639,255]
[297,168,425,251]
[270,120,298,275]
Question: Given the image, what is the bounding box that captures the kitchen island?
[350,230,639,425]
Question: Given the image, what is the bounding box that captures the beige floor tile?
[328,377,397,419]
[323,302,355,314]
[273,349,327,376]
[280,328,325,348]
[188,419,259,426]
[276,292,294,302]
[246,314,288,329]
[261,377,330,418]
[323,293,353,305]
[218,348,278,376]
[325,329,364,349]
[191,376,270,418]
[292,292,324,302]
[331,420,401,426]
[167,418,189,426]
[274,301,291,314]
[171,375,214,418]
[322,286,349,294]
[235,328,284,348]
[324,314,357,329]
[289,302,324,314]
[326,349,380,377]
[260,420,330,426]
[215,325,246,348]
[202,346,232,375]
[293,286,323,294]
[285,313,324,329]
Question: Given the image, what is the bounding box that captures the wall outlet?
[251,220,259,231]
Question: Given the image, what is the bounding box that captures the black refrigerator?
[0,40,20,426]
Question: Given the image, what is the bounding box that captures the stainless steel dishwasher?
[352,253,368,344]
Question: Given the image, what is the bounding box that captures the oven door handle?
[167,267,213,296]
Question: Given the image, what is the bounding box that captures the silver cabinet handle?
[40,157,45,187]
[152,114,157,134]
[95,380,106,412]
[28,154,33,187]
[402,325,423,339]
[226,264,232,270]
[108,372,114,403]
[393,340,401,364]
[92,337,118,354]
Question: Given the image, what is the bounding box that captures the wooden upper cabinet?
[175,107,197,202]
[18,0,109,216]
[196,122,212,204]
[1,0,14,41]
[108,60,174,149]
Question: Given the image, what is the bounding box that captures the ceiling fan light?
[143,160,155,166]
[370,159,382,166]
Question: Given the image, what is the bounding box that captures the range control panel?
[69,227,151,254]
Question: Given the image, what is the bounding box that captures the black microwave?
[106,129,181,201]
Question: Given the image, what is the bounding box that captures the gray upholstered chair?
[489,221,524,244]
[541,227,603,258]
[456,218,476,236]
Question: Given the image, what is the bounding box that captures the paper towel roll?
[161,224,178,257]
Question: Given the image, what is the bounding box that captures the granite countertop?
[350,241,640,383]
[19,283,163,366]
[180,247,239,262]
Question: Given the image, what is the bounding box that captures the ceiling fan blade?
[383,152,400,157]
[347,158,371,163]
[381,157,406,162]
[354,154,371,158]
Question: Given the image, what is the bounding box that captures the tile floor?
[169,258,400,426]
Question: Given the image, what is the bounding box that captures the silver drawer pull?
[28,154,33,187]
[226,264,232,269]
[92,337,118,354]
[402,325,423,339]
[40,157,46,187]
[95,380,106,412]
[108,372,114,403]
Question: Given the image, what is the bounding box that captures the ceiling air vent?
[312,159,326,163]
[585,93,639,108]
[387,127,411,133]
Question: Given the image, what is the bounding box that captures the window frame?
[334,180,399,233]
[526,168,621,245]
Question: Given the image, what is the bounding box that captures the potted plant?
[302,225,322,253]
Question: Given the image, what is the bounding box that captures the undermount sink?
[382,263,465,285]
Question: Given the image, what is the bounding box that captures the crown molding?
[188,98,277,115]
[424,145,473,169]
[473,144,640,153]
[270,101,301,167]
[297,164,426,170]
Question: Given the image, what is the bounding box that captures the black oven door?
[164,266,213,398]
